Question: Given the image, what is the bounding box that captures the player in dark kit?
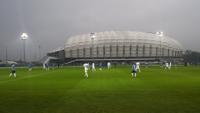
[131,63,137,79]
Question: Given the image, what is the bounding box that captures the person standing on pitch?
[45,63,49,71]
[83,63,89,78]
[9,64,16,79]
[136,62,141,72]
[131,63,137,79]
[99,62,102,71]
[43,63,46,70]
[107,62,111,69]
[28,63,33,71]
[165,62,169,70]
[92,63,96,71]
[169,62,172,70]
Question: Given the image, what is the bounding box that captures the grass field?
[0,66,200,113]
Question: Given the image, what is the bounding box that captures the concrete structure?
[48,31,183,64]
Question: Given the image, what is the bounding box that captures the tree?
[183,50,200,65]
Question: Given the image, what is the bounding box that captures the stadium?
[47,31,183,65]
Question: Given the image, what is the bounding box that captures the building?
[48,31,183,64]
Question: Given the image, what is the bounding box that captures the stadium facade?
[47,31,183,64]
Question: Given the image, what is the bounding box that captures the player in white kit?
[107,62,111,69]
[92,63,96,71]
[165,62,169,70]
[136,62,141,72]
[169,62,172,70]
[83,63,89,78]
[99,62,102,71]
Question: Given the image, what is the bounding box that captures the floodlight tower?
[90,32,96,60]
[38,45,41,60]
[156,31,164,59]
[6,47,8,63]
[20,33,28,62]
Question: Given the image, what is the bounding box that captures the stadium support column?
[123,45,125,58]
[90,47,92,58]
[83,48,86,58]
[70,50,72,58]
[130,45,132,57]
[110,45,112,58]
[136,45,138,57]
[143,45,145,57]
[162,48,165,57]
[77,48,79,58]
[156,47,158,57]
[116,44,119,57]
[103,46,105,58]
[150,45,152,57]
[97,46,99,58]
[168,49,170,57]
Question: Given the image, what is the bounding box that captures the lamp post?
[156,31,164,59]
[38,45,41,60]
[5,47,8,65]
[20,33,28,62]
[90,32,96,59]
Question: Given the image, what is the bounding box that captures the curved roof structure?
[66,31,182,49]
[65,31,183,58]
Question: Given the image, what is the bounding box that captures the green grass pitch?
[0,66,200,113]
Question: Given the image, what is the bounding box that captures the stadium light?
[156,31,164,59]
[90,32,96,59]
[90,32,96,39]
[20,33,28,62]
[156,31,160,35]
[21,33,28,40]
[156,31,164,37]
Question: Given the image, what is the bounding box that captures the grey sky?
[0,0,200,61]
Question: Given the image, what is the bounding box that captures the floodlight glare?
[21,33,28,40]
[156,31,164,37]
[90,32,96,39]
[20,33,28,62]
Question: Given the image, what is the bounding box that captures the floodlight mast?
[156,32,164,60]
[90,33,96,60]
[6,47,8,64]
[20,33,28,62]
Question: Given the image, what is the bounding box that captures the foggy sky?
[0,0,200,61]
